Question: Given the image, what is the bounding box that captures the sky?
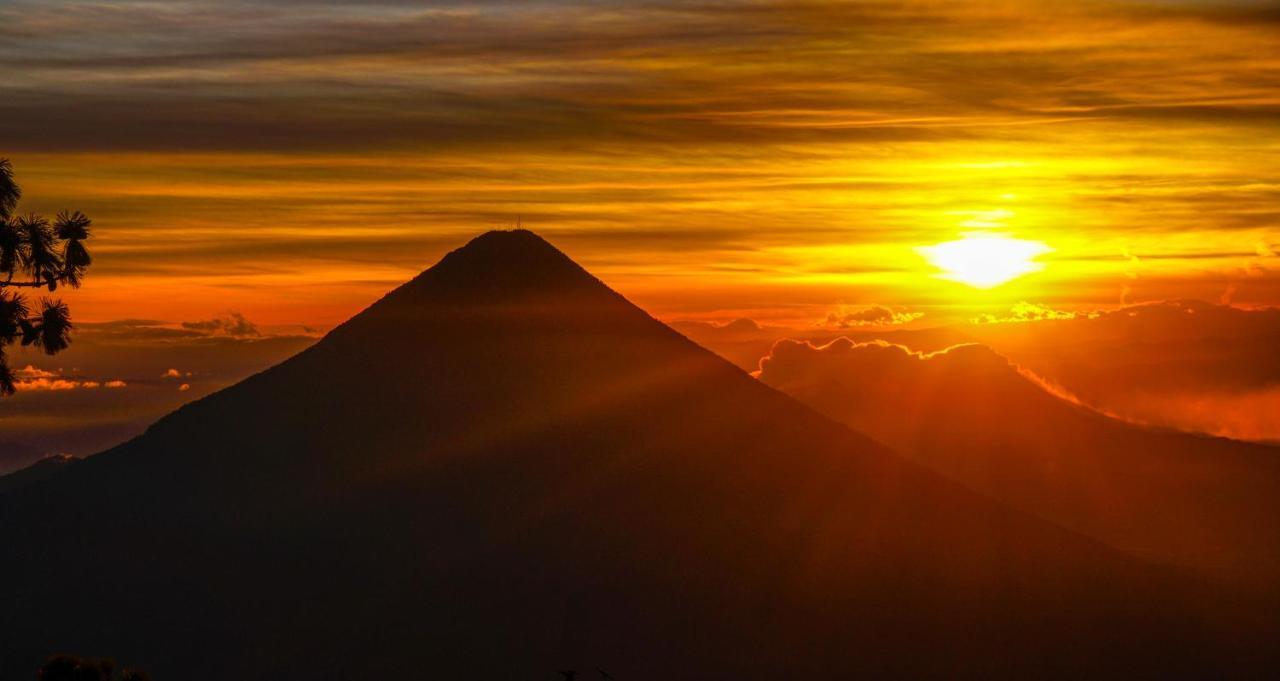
[2,0,1277,327]
[1,0,1278,466]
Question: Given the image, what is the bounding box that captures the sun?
[917,232,1052,289]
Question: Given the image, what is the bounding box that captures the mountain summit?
[0,231,1255,679]
[393,229,615,299]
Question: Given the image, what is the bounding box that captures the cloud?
[76,319,206,342]
[77,317,314,346]
[15,378,83,391]
[3,0,1276,153]
[9,365,129,391]
[671,318,763,336]
[756,336,1002,382]
[972,302,1096,325]
[753,337,1056,434]
[822,305,923,329]
[181,312,260,338]
[5,0,1276,319]
[14,376,127,391]
[1221,283,1240,306]
[15,365,58,379]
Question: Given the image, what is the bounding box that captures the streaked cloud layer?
[2,0,1277,325]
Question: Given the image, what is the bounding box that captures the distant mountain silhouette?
[0,231,1267,679]
[758,339,1280,594]
[965,300,1280,443]
[0,454,79,495]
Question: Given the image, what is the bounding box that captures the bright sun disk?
[917,232,1052,289]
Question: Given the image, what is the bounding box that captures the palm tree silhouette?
[0,159,93,395]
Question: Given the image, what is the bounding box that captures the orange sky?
[2,0,1278,329]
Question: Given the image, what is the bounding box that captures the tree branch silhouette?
[0,159,93,396]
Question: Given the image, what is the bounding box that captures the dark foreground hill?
[0,454,79,495]
[0,231,1266,679]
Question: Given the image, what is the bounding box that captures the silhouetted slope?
[0,454,79,495]
[758,339,1280,593]
[0,231,1260,679]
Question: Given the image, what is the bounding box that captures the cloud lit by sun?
[918,233,1052,289]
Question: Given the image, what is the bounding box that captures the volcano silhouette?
[0,231,1256,678]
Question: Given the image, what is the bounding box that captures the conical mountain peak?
[455,228,561,253]
[435,229,576,276]
[318,228,664,355]
[391,229,607,305]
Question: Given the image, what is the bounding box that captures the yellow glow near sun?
[917,232,1052,289]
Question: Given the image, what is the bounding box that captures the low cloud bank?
[12,365,127,392]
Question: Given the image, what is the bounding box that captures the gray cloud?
[4,0,1275,152]
[182,312,261,337]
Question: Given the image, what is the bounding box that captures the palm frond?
[0,219,21,280]
[56,212,92,286]
[57,211,93,288]
[0,290,29,342]
[19,318,37,347]
[16,214,63,289]
[61,239,91,288]
[0,349,16,396]
[55,210,92,241]
[22,298,73,355]
[0,159,19,221]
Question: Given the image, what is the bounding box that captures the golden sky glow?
[1,0,1277,328]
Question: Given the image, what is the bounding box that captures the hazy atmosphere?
[2,2,1279,679]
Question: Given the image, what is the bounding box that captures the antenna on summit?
[515,214,522,230]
